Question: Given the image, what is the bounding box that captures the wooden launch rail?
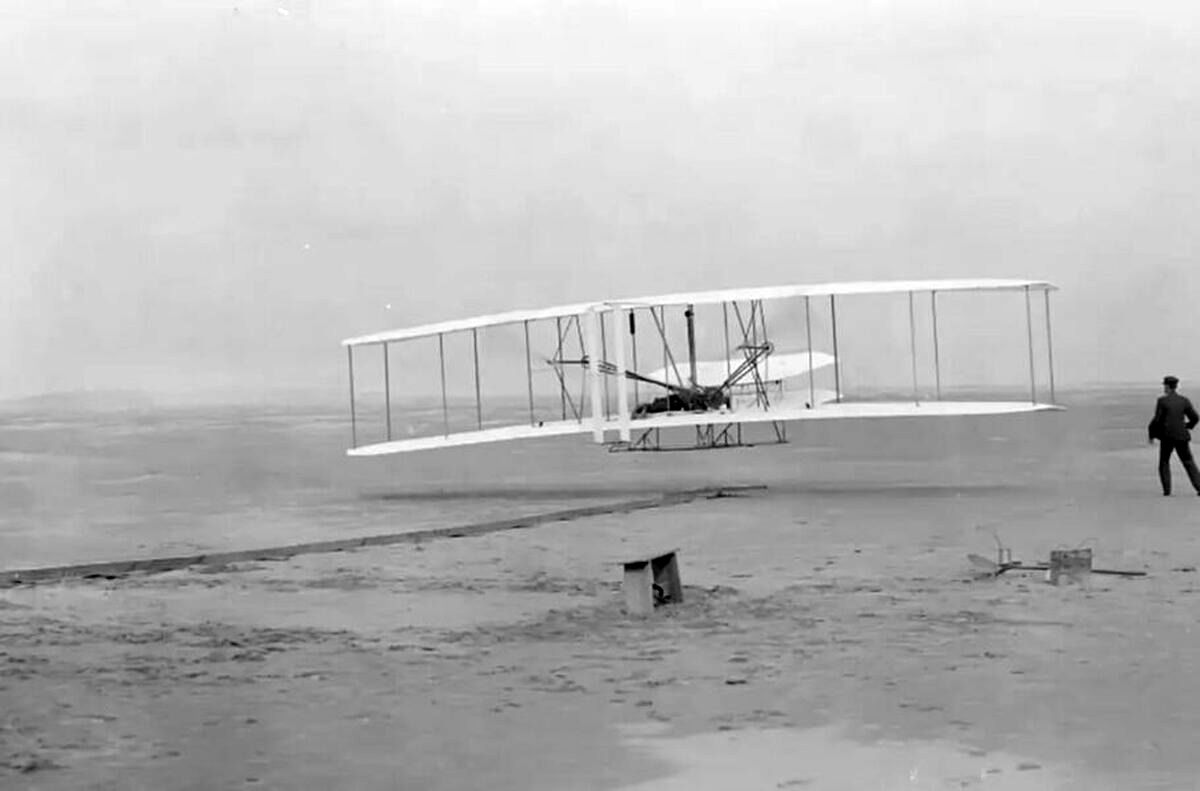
[0,485,765,588]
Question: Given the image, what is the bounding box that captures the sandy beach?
[4,390,1200,790]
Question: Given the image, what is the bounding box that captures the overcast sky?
[3,0,1198,402]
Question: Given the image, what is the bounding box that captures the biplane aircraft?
[341,279,1062,456]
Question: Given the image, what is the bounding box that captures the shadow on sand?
[360,485,735,502]
[767,482,1030,498]
[359,481,1028,502]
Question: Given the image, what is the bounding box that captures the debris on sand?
[967,543,1146,582]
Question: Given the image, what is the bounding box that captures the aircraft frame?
[341,279,1061,456]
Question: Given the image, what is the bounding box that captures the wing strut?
[600,312,611,418]
[555,317,566,420]
[761,301,772,381]
[731,301,770,409]
[347,346,357,447]
[830,295,842,403]
[908,292,919,406]
[1044,289,1056,403]
[685,304,698,388]
[629,310,640,409]
[574,315,588,415]
[614,308,631,441]
[472,328,482,429]
[722,302,732,384]
[649,307,685,390]
[524,320,535,426]
[931,291,942,400]
[551,315,586,422]
[438,333,449,436]
[805,296,816,408]
[1024,286,1036,404]
[585,308,604,441]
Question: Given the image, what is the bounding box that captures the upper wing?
[341,301,597,347]
[606,278,1057,311]
[342,278,1056,348]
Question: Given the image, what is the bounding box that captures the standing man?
[1149,375,1200,496]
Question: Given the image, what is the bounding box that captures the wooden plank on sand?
[0,485,765,588]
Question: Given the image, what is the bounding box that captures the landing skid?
[608,421,789,452]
